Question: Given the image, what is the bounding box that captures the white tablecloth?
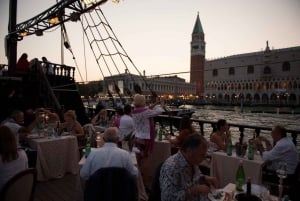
[210,151,264,188]
[28,135,79,181]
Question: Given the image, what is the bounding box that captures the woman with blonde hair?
[131,94,165,189]
[59,110,84,137]
[91,109,109,127]
[0,125,28,191]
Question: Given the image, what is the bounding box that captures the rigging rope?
[79,6,158,103]
[61,22,84,82]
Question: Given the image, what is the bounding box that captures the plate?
[27,134,44,139]
[208,189,225,201]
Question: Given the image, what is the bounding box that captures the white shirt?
[2,121,22,146]
[132,106,164,139]
[119,115,135,141]
[0,149,28,191]
[80,143,138,180]
[262,137,298,174]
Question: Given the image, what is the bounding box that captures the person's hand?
[204,176,219,189]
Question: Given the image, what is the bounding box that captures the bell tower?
[190,13,205,96]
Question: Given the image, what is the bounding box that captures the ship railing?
[155,115,300,147]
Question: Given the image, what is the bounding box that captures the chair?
[84,167,138,201]
[148,161,164,201]
[261,162,296,197]
[0,168,37,201]
[289,161,300,201]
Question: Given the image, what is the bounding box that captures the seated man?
[256,125,298,196]
[80,127,138,180]
[256,125,298,175]
[160,134,218,201]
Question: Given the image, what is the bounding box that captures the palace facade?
[204,44,300,105]
[190,14,300,105]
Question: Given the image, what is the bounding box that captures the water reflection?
[191,105,300,146]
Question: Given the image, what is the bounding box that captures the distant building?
[190,14,300,105]
[104,71,196,98]
[204,43,300,105]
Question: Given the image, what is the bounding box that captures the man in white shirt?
[80,127,138,180]
[257,125,298,175]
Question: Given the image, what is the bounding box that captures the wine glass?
[276,161,287,200]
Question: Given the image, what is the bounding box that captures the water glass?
[260,185,270,201]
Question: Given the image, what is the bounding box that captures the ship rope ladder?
[79,6,158,103]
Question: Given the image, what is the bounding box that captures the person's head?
[115,107,124,116]
[64,110,77,122]
[216,119,228,132]
[42,57,47,62]
[179,115,193,131]
[271,125,287,142]
[11,110,24,125]
[181,133,208,166]
[103,127,119,143]
[98,109,107,117]
[124,104,132,115]
[19,53,28,61]
[0,126,18,163]
[133,94,146,107]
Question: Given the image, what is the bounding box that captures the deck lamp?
[19,31,27,37]
[49,16,59,24]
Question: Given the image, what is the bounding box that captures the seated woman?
[0,125,28,191]
[166,115,196,148]
[209,119,231,151]
[59,110,84,137]
[91,109,109,127]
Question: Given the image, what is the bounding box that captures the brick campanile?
[190,13,205,96]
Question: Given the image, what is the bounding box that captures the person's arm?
[91,114,99,125]
[72,122,84,137]
[80,152,94,180]
[211,133,226,151]
[26,113,44,132]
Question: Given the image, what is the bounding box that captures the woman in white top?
[0,125,28,191]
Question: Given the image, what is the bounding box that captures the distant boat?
[163,105,195,117]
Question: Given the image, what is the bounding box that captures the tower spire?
[192,12,204,34]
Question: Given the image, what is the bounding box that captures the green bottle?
[236,160,246,191]
[158,126,163,141]
[247,140,254,160]
[85,137,91,158]
[226,137,232,156]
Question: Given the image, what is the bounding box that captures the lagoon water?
[189,105,300,149]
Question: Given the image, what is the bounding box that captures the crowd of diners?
[0,93,299,201]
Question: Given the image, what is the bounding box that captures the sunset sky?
[1,0,299,82]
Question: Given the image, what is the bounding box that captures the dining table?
[27,134,80,181]
[210,151,265,188]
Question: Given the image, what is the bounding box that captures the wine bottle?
[246,177,251,197]
[236,160,246,192]
[226,136,232,156]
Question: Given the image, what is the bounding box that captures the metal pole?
[7,0,18,75]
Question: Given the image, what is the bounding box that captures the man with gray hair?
[80,127,138,180]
